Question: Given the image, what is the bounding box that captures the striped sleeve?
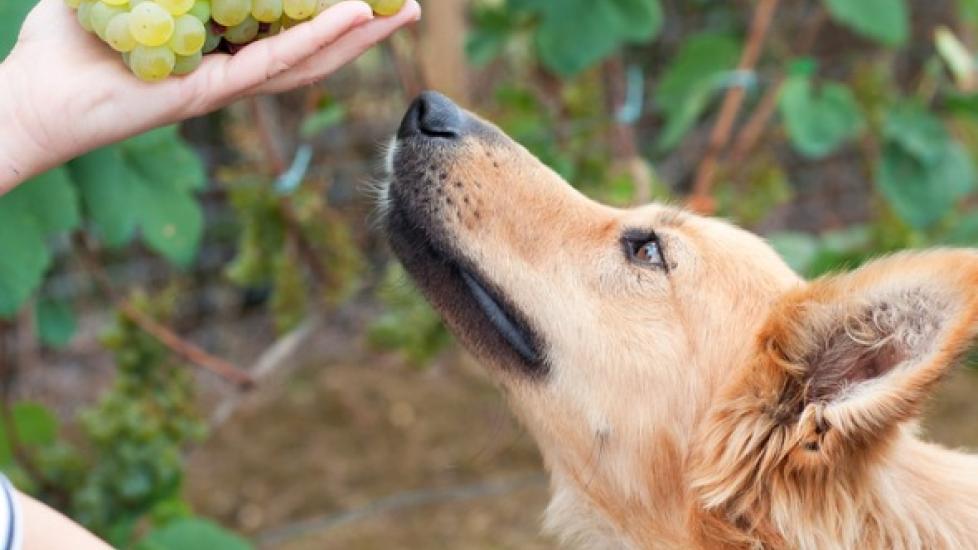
[0,473,22,550]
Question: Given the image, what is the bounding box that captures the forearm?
[0,57,51,195]
[17,490,114,550]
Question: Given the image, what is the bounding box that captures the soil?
[184,319,978,549]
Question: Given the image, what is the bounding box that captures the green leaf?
[779,73,863,158]
[120,127,205,192]
[0,208,48,317]
[36,299,77,348]
[1,167,80,235]
[0,0,34,60]
[654,33,740,151]
[0,167,80,316]
[655,33,740,114]
[512,0,663,76]
[137,518,253,550]
[466,6,519,67]
[300,104,347,138]
[71,128,205,266]
[882,101,948,164]
[823,0,909,46]
[877,140,975,228]
[135,181,203,268]
[0,401,59,465]
[70,147,139,246]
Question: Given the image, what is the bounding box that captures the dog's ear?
[759,250,978,449]
[689,251,978,541]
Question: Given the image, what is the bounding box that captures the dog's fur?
[382,93,978,549]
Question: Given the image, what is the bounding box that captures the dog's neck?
[541,431,978,549]
[759,435,978,550]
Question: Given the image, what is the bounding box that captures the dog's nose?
[398,91,464,140]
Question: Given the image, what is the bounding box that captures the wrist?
[0,56,54,194]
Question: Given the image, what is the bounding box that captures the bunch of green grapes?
[73,289,205,543]
[66,0,407,81]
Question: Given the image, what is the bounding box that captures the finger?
[184,0,374,111]
[250,0,420,95]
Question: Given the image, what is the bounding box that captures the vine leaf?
[137,518,254,550]
[654,32,740,152]
[0,402,60,465]
[71,126,206,267]
[779,72,863,158]
[877,141,975,229]
[823,0,908,46]
[36,298,78,348]
[0,168,80,316]
[0,0,33,59]
[512,0,663,76]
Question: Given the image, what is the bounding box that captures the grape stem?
[72,233,256,389]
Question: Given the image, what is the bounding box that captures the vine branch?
[73,234,255,389]
[688,0,780,214]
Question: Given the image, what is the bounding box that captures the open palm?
[2,0,419,181]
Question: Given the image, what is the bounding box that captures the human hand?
[0,0,420,194]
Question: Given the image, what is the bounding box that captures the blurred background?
[4,0,978,548]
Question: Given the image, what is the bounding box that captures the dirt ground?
[184,319,978,550]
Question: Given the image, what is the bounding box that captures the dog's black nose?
[398,91,464,139]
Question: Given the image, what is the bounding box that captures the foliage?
[779,60,864,158]
[136,518,254,550]
[654,32,740,152]
[823,0,909,46]
[225,178,364,333]
[0,290,252,548]
[0,126,205,321]
[368,265,452,367]
[510,0,663,76]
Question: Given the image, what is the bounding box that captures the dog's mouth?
[386,203,547,377]
[458,269,540,364]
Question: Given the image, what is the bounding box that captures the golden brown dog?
[382,91,978,549]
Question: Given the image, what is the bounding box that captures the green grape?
[105,13,137,52]
[121,51,132,67]
[282,0,315,21]
[129,45,175,81]
[129,0,152,6]
[129,2,175,46]
[367,0,404,16]
[201,25,221,53]
[224,16,258,44]
[90,2,126,40]
[186,0,211,23]
[202,26,222,53]
[251,0,282,23]
[211,0,250,27]
[279,14,299,29]
[64,0,83,9]
[172,50,202,75]
[155,0,193,15]
[76,0,96,32]
[100,0,129,6]
[168,14,205,55]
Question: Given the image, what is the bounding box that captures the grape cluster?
[66,0,406,81]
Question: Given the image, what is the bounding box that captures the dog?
[380,91,978,549]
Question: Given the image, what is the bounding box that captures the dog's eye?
[624,234,666,269]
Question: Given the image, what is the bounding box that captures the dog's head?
[382,92,978,547]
